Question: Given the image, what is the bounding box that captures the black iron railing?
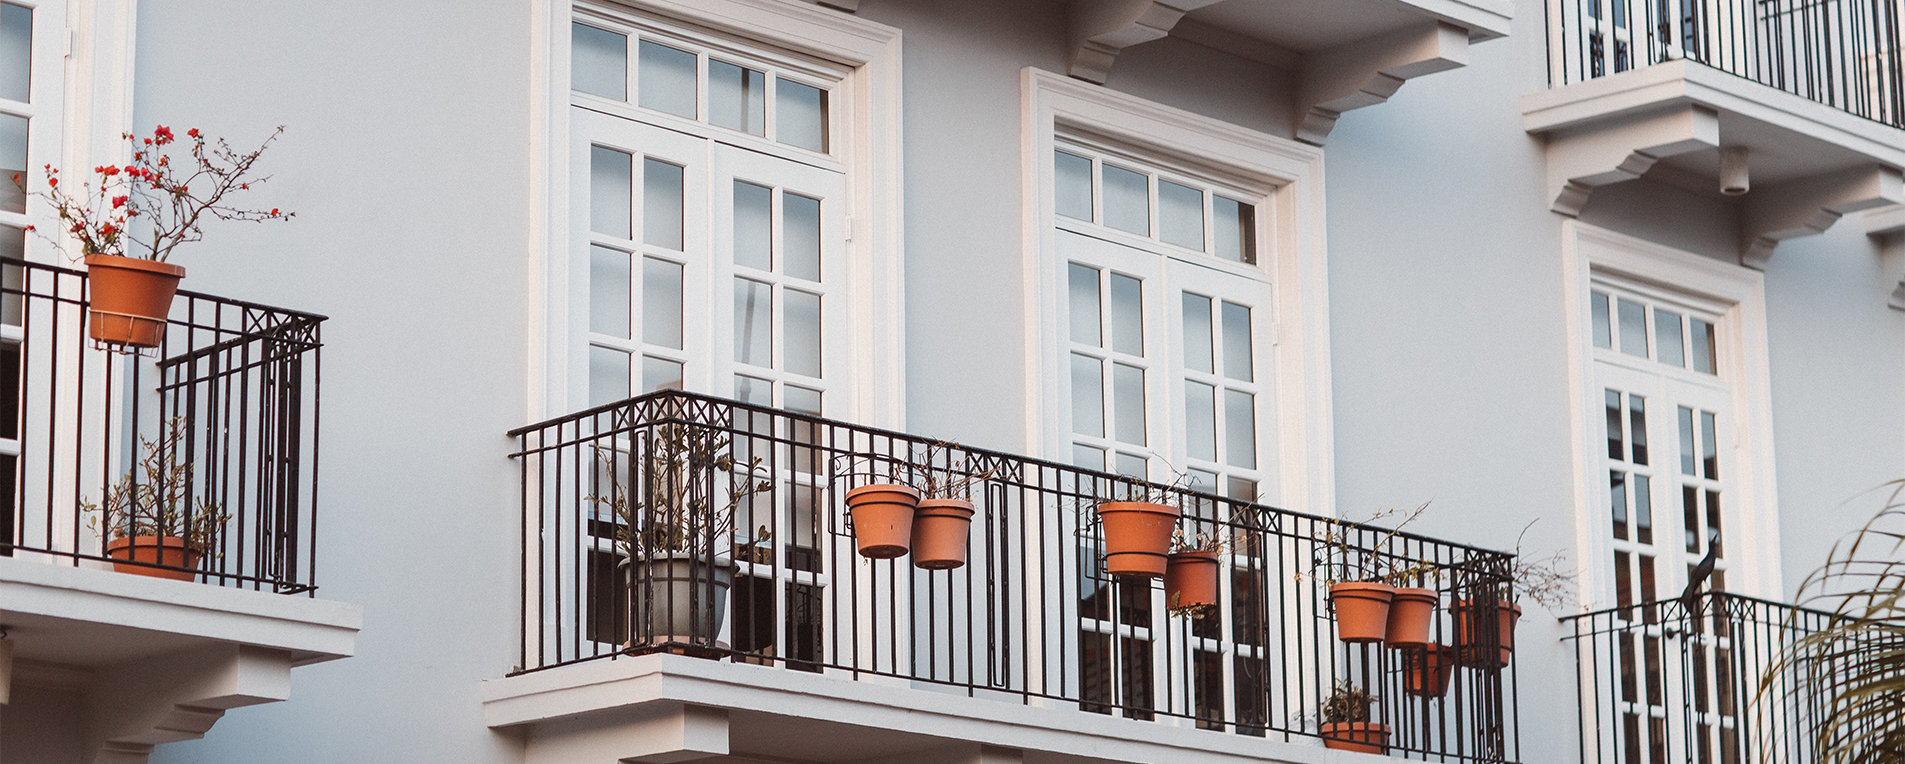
[511,390,1522,762]
[1549,0,1905,127]
[1561,591,1877,764]
[0,256,324,593]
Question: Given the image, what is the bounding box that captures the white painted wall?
[99,0,1903,762]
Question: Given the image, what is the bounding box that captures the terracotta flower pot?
[84,255,184,349]
[1164,549,1221,609]
[1404,644,1456,698]
[1328,582,1396,643]
[1095,501,1180,578]
[1384,587,1439,647]
[1452,599,1523,668]
[912,498,975,570]
[845,484,920,559]
[104,535,200,581]
[1319,722,1391,754]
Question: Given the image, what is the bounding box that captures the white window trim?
[1561,220,1782,605]
[1021,67,1335,516]
[531,0,903,428]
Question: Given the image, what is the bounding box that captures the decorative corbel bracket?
[1543,104,1719,216]
[1067,0,1226,84]
[1740,165,1904,269]
[84,645,293,764]
[1296,22,1470,146]
[1860,204,1905,310]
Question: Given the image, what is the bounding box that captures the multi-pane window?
[0,0,45,556]
[1056,140,1271,734]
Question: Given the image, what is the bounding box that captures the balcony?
[1061,0,1512,144]
[0,257,359,763]
[1526,0,1905,267]
[486,391,1522,763]
[1562,592,1851,764]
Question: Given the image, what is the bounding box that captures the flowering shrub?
[20,125,293,261]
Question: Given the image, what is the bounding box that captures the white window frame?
[1021,67,1334,517]
[1561,220,1782,606]
[532,0,903,429]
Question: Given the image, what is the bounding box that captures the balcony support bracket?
[1740,165,1905,269]
[1067,0,1225,84]
[1297,21,1470,146]
[83,644,293,764]
[1543,104,1719,217]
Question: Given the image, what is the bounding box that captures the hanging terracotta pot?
[1328,582,1396,643]
[104,535,200,581]
[1452,599,1522,668]
[845,484,920,559]
[1164,549,1221,609]
[84,255,184,349]
[1095,501,1179,578]
[1404,644,1456,698]
[911,498,975,570]
[1319,722,1391,754]
[1384,587,1439,647]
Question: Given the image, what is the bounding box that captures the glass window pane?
[643,256,683,350]
[1629,395,1648,466]
[1159,180,1204,251]
[1226,477,1256,502]
[709,60,766,136]
[777,78,827,151]
[1221,302,1253,382]
[1618,298,1648,358]
[784,193,821,281]
[1591,291,1612,349]
[733,181,772,271]
[1701,412,1718,480]
[1679,406,1697,476]
[735,374,772,405]
[1614,551,1632,609]
[1655,309,1685,367]
[642,159,684,251]
[1056,151,1093,221]
[1116,453,1148,481]
[1185,380,1216,461]
[642,355,683,393]
[1213,196,1254,263]
[1102,165,1149,235]
[1113,363,1146,445]
[1690,318,1716,374]
[786,289,821,378]
[1634,474,1653,545]
[0,5,27,106]
[1683,486,1700,553]
[1224,389,1256,469]
[571,23,627,100]
[1109,273,1142,356]
[589,146,631,238]
[1610,470,1628,539]
[734,277,773,368]
[1182,293,1213,374]
[786,385,822,415]
[1071,353,1104,437]
[1706,492,1723,556]
[1,224,22,325]
[589,345,631,407]
[589,246,630,339]
[1074,443,1106,471]
[1069,263,1101,347]
[638,41,696,119]
[1606,389,1625,461]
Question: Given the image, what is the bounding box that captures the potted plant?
[1164,528,1224,616]
[1403,644,1456,698]
[27,125,292,349]
[907,444,995,570]
[1453,524,1573,667]
[83,420,228,581]
[1094,477,1184,579]
[1319,680,1389,753]
[589,420,772,650]
[845,482,920,559]
[1383,561,1441,649]
[1311,504,1431,644]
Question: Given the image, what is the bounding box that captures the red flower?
[47,176,56,187]
[186,128,200,138]
[22,225,33,232]
[111,195,128,209]
[100,223,117,236]
[270,208,279,216]
[153,126,174,145]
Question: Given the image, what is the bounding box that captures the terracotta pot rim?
[1319,722,1392,732]
[1095,501,1181,518]
[915,498,976,517]
[1453,598,1523,613]
[84,254,187,277]
[1329,581,1397,594]
[106,535,197,551]
[1168,549,1221,562]
[846,483,921,502]
[1391,587,1439,602]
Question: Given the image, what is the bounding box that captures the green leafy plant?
[1755,480,1905,764]
[1322,680,1378,724]
[588,422,773,559]
[83,419,228,549]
